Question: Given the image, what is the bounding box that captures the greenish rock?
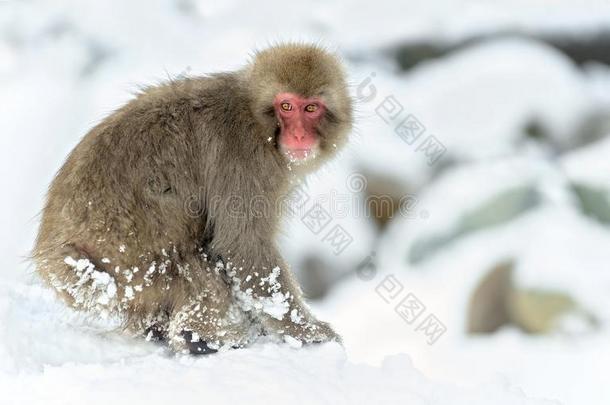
[572,183,610,224]
[467,260,597,335]
[409,185,540,264]
[508,288,577,334]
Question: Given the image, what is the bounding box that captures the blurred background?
[1,1,609,404]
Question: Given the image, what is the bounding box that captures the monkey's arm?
[209,221,340,345]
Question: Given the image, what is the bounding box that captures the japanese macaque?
[33,44,353,354]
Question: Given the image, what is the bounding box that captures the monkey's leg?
[166,269,257,355]
[35,244,121,319]
[38,244,175,344]
[140,311,171,342]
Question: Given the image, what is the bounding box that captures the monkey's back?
[32,77,248,298]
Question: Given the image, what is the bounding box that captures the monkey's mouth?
[281,147,319,164]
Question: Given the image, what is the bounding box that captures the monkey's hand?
[228,265,342,346]
[231,283,343,346]
[286,318,342,346]
[261,311,342,347]
[217,240,342,347]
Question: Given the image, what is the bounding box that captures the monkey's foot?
[167,300,259,354]
[181,331,218,355]
[144,323,167,342]
[168,324,258,355]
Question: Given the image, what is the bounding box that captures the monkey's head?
[247,44,353,171]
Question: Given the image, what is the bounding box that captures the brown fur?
[32,43,353,353]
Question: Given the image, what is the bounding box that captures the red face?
[274,92,325,163]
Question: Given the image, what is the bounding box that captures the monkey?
[32,43,353,354]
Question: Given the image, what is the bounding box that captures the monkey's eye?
[281,102,292,111]
[305,104,318,113]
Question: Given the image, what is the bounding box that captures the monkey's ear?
[323,109,340,125]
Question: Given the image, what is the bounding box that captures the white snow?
[283,335,303,349]
[0,279,554,405]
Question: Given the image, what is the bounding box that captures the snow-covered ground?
[0,280,557,405]
[2,1,610,404]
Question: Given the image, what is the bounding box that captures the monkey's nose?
[292,129,306,141]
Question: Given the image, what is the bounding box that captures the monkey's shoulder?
[136,73,244,110]
[103,73,248,136]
